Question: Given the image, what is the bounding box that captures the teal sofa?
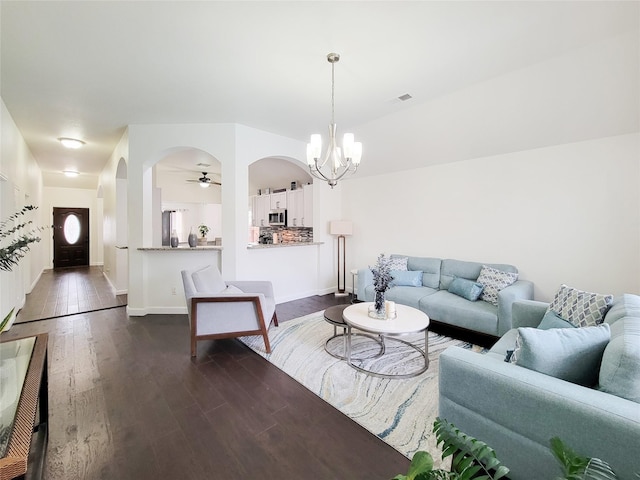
[439,294,640,480]
[357,256,534,337]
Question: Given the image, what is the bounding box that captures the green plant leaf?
[0,308,15,332]
[404,451,434,479]
[434,418,510,480]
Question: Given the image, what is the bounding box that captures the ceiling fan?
[186,172,221,188]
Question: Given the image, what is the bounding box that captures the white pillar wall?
[122,123,333,315]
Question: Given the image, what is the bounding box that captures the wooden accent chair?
[181,265,278,357]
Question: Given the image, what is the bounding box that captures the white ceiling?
[1,1,638,189]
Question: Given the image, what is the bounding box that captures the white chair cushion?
[192,265,226,293]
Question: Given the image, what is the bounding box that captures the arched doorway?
[154,148,222,246]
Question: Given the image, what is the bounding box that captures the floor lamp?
[330,220,352,297]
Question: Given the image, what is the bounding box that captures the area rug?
[239,310,474,460]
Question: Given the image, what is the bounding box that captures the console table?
[0,334,48,480]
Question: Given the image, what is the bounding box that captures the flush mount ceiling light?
[306,52,362,189]
[58,137,85,149]
[63,170,79,177]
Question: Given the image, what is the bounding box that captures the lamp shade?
[330,220,352,236]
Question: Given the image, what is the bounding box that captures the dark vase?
[374,290,386,315]
[188,228,197,248]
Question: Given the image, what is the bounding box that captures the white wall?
[99,132,129,294]
[115,123,334,314]
[343,133,640,301]
[42,186,104,268]
[0,98,46,329]
[355,29,638,178]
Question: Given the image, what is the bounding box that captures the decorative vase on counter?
[170,230,179,248]
[188,227,197,248]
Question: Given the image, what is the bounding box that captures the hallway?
[15,266,127,324]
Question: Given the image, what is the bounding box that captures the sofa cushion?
[510,324,611,386]
[538,310,576,330]
[548,284,613,327]
[420,290,499,336]
[390,270,423,287]
[448,277,484,302]
[388,255,408,270]
[604,293,640,325]
[192,265,226,293]
[406,256,441,289]
[384,285,437,309]
[599,315,640,403]
[477,265,518,306]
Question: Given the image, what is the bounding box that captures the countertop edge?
[138,246,223,251]
[247,242,323,250]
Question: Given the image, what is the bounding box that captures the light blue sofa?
[439,294,640,480]
[357,256,534,337]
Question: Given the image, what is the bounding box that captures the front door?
[53,207,89,268]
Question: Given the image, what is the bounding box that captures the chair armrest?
[227,280,274,298]
[496,280,534,335]
[511,299,549,328]
[189,292,265,314]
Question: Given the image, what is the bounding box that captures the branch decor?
[369,253,393,315]
[1,205,45,332]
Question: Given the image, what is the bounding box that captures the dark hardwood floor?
[15,266,127,324]
[2,292,410,479]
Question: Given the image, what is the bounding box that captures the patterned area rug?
[239,310,473,460]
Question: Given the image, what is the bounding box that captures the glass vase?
[374,290,386,315]
[188,227,197,248]
[170,230,179,248]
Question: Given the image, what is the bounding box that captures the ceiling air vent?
[398,93,413,101]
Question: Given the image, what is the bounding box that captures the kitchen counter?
[247,242,323,249]
[138,246,223,251]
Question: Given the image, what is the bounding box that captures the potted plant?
[393,418,623,480]
[1,205,44,332]
[197,224,209,246]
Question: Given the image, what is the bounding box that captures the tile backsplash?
[258,226,313,244]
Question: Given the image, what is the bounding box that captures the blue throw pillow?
[448,277,484,302]
[538,309,576,330]
[510,324,611,386]
[390,270,422,287]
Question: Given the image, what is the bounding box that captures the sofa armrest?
[496,280,534,335]
[512,299,549,328]
[357,268,373,300]
[439,346,640,480]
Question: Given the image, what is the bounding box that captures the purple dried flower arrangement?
[370,253,393,293]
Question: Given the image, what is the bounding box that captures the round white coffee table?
[342,302,430,379]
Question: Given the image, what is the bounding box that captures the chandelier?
[306,53,362,188]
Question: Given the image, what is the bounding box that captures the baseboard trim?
[126,306,187,316]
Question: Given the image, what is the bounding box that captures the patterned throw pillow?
[476,265,518,306]
[548,284,613,327]
[388,256,409,271]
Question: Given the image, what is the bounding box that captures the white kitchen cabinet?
[250,194,270,227]
[303,184,313,227]
[286,189,304,227]
[270,192,287,210]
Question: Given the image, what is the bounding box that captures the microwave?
[268,209,287,226]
